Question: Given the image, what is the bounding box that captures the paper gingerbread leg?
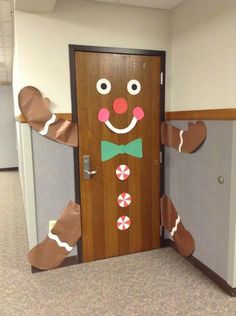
[160,194,195,257]
[161,121,207,153]
[18,86,78,147]
[28,201,81,270]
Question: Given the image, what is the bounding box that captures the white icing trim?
[48,231,73,252]
[170,215,180,237]
[39,114,56,136]
[105,116,137,134]
[178,130,184,152]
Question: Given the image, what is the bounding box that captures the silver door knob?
[83,155,97,179]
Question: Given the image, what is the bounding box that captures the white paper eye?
[127,79,141,95]
[96,78,111,95]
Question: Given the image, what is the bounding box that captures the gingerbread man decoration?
[19,79,206,270]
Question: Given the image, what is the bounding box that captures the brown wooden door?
[75,51,161,262]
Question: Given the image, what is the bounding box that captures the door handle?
[85,170,97,176]
[83,155,97,179]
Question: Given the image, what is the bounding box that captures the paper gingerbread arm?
[18,86,78,147]
[161,121,207,153]
[160,194,195,257]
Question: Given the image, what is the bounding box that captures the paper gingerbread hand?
[161,121,207,153]
[18,86,78,147]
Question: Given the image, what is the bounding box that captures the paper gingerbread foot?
[28,201,81,270]
[18,86,78,147]
[161,121,207,153]
[160,194,195,257]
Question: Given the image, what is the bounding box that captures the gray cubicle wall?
[31,130,77,256]
[0,85,17,168]
[165,121,232,281]
[30,120,236,277]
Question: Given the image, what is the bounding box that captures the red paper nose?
[113,98,128,114]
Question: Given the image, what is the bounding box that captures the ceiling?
[87,0,185,10]
[0,0,13,84]
[14,0,185,13]
[2,0,185,84]
[15,0,56,13]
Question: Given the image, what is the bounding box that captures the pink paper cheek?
[98,108,110,122]
[133,107,144,120]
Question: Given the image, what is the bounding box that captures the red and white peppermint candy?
[117,192,132,208]
[116,164,130,181]
[117,216,131,230]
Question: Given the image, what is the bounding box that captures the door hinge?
[160,72,164,85]
[160,152,163,164]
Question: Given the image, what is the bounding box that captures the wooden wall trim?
[0,81,11,85]
[0,167,18,171]
[16,113,72,123]
[166,109,236,120]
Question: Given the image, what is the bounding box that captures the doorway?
[70,46,165,262]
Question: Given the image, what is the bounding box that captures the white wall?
[13,0,236,113]
[0,85,18,168]
[13,0,171,115]
[170,0,236,111]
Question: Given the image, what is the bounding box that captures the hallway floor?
[1,171,236,316]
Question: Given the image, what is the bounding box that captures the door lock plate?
[83,155,97,179]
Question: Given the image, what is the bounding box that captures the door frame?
[69,45,165,263]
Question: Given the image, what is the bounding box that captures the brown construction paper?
[18,86,78,147]
[28,201,81,270]
[160,194,195,257]
[161,121,207,153]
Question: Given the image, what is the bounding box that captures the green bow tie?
[101,138,143,161]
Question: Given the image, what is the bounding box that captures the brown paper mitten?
[28,201,81,270]
[161,121,207,153]
[160,194,195,257]
[18,86,78,147]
